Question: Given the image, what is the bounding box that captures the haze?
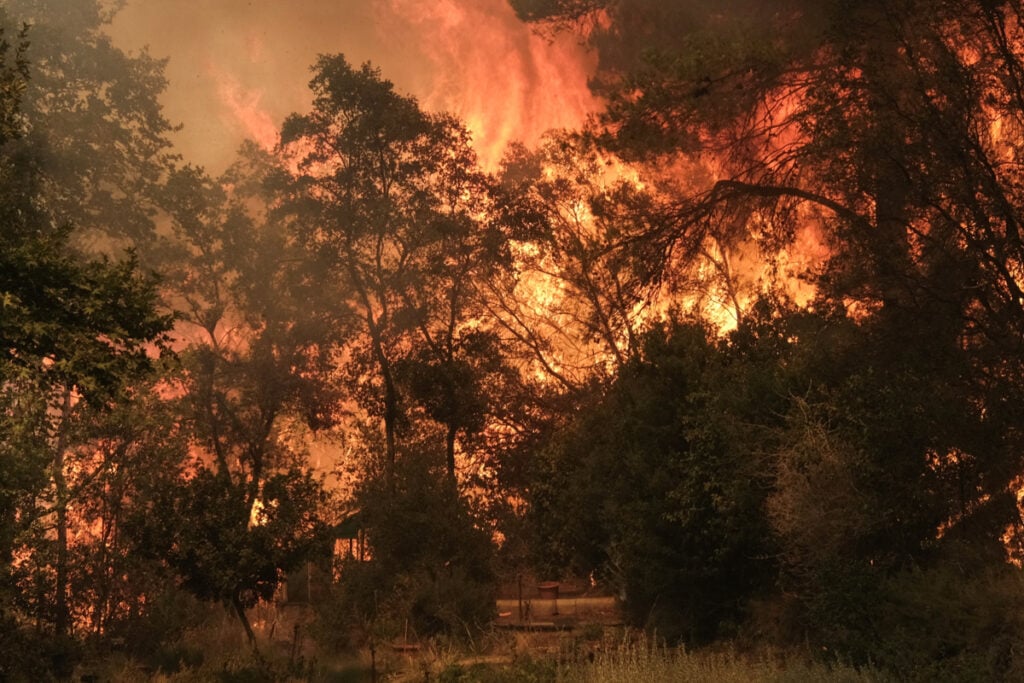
[106,0,602,172]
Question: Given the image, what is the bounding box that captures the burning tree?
[516,0,1024,673]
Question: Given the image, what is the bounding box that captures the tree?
[0,6,181,656]
[133,147,338,647]
[516,0,1024,661]
[529,319,775,642]
[2,0,177,250]
[131,464,331,647]
[489,136,661,388]
[7,370,190,647]
[281,55,506,480]
[321,444,496,643]
[0,21,172,673]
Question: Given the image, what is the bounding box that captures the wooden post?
[517,573,523,622]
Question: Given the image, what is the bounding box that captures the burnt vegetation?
[5,0,1024,679]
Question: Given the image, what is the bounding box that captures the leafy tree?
[394,329,517,480]
[322,444,495,643]
[281,55,507,481]
[0,20,172,675]
[516,0,1024,667]
[2,0,177,249]
[529,319,775,642]
[131,464,331,646]
[0,5,181,656]
[132,147,338,646]
[9,371,188,643]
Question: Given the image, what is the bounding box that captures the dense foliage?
[4,0,1024,679]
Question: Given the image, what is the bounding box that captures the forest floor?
[71,589,885,681]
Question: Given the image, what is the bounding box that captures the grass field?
[71,606,887,682]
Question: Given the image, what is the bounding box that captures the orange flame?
[207,62,280,153]
[110,1,601,172]
[377,0,602,168]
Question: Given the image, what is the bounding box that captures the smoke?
[106,0,601,172]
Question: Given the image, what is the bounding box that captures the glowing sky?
[106,0,602,173]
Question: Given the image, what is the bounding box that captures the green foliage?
[0,12,172,399]
[530,319,775,643]
[514,2,1024,674]
[142,149,342,644]
[0,612,63,681]
[788,561,1024,681]
[0,369,190,645]
[5,1,1024,679]
[129,466,332,612]
[110,585,206,667]
[3,0,176,246]
[871,564,1024,681]
[318,450,495,644]
[0,8,172,659]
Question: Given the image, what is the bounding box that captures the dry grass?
[555,641,890,683]
[73,609,888,683]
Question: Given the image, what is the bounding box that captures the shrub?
[315,449,495,647]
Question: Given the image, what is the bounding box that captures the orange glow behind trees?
[108,0,603,174]
[11,1,1024,676]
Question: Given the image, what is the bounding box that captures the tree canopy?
[6,1,1024,678]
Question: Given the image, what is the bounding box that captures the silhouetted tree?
[136,147,338,646]
[0,21,171,674]
[282,55,507,481]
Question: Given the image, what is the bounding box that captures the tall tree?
[0,20,171,656]
[135,146,338,646]
[517,0,1024,566]
[2,0,176,250]
[515,0,1024,668]
[281,55,505,480]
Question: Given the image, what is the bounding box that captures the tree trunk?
[366,319,399,487]
[53,387,72,637]
[232,594,259,652]
[860,3,912,312]
[445,423,457,481]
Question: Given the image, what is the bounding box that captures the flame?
[207,62,279,153]
[109,0,601,173]
[376,0,602,169]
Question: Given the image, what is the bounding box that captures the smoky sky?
[106,0,602,173]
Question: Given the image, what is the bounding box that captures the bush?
[315,449,495,647]
[557,641,885,683]
[0,614,51,681]
[863,563,1024,681]
[106,585,206,664]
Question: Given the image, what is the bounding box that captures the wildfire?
[208,62,280,152]
[109,0,601,174]
[375,0,602,169]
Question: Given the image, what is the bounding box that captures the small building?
[283,510,365,605]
